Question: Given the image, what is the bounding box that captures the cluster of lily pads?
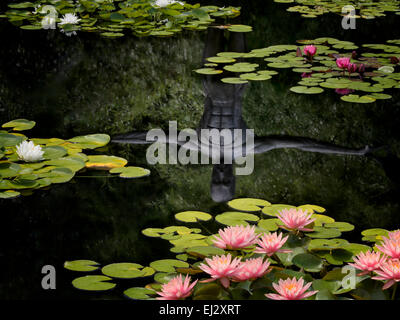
[195,37,400,104]
[64,198,397,300]
[0,0,249,38]
[273,0,400,19]
[0,119,150,199]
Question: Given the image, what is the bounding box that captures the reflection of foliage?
[195,37,400,103]
[64,198,398,300]
[1,0,243,37]
[273,0,400,19]
[0,119,150,198]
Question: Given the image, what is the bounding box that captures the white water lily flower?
[153,0,184,8]
[16,141,44,162]
[58,13,81,25]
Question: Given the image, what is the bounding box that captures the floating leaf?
[64,260,100,272]
[86,155,127,170]
[2,119,35,131]
[102,263,154,279]
[258,218,281,232]
[262,204,296,217]
[68,134,110,149]
[109,166,150,178]
[150,259,189,273]
[186,246,225,258]
[124,287,156,300]
[194,68,223,75]
[0,190,20,199]
[227,198,271,212]
[340,94,376,104]
[290,86,324,94]
[72,275,116,291]
[174,211,212,223]
[42,146,68,160]
[215,211,259,226]
[292,253,324,272]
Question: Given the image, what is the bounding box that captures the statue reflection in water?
[113,27,376,202]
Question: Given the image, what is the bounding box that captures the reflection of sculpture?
[113,27,375,202]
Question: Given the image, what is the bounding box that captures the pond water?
[1,0,400,300]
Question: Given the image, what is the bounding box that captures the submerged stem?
[392,283,398,300]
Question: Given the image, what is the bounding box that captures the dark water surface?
[1,1,400,299]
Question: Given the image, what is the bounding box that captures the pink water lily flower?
[254,232,291,256]
[347,63,358,73]
[266,277,318,300]
[212,225,259,250]
[301,72,312,78]
[156,274,198,300]
[348,250,387,276]
[335,88,354,95]
[372,259,400,290]
[233,257,271,281]
[303,45,317,57]
[376,235,400,259]
[336,57,351,69]
[388,229,400,241]
[198,254,241,288]
[276,208,316,232]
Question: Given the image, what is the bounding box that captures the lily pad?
[124,287,156,300]
[292,253,324,272]
[227,198,271,212]
[215,211,259,226]
[2,119,35,131]
[174,211,212,223]
[102,263,154,279]
[150,259,189,273]
[72,275,116,291]
[109,166,150,178]
[64,260,100,272]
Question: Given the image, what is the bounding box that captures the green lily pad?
[72,275,116,291]
[340,94,376,103]
[186,246,225,258]
[308,239,349,251]
[109,166,150,178]
[227,198,271,212]
[228,24,252,33]
[0,190,21,199]
[221,77,248,84]
[42,146,68,160]
[292,253,324,272]
[85,155,127,170]
[124,287,156,300]
[174,211,212,223]
[64,260,100,272]
[262,204,296,217]
[215,211,259,226]
[44,157,86,173]
[2,119,35,131]
[0,132,24,147]
[325,222,354,232]
[224,62,259,73]
[206,56,236,64]
[258,218,281,231]
[307,226,342,239]
[150,259,189,273]
[290,86,324,94]
[102,263,154,279]
[194,68,223,75]
[68,134,110,149]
